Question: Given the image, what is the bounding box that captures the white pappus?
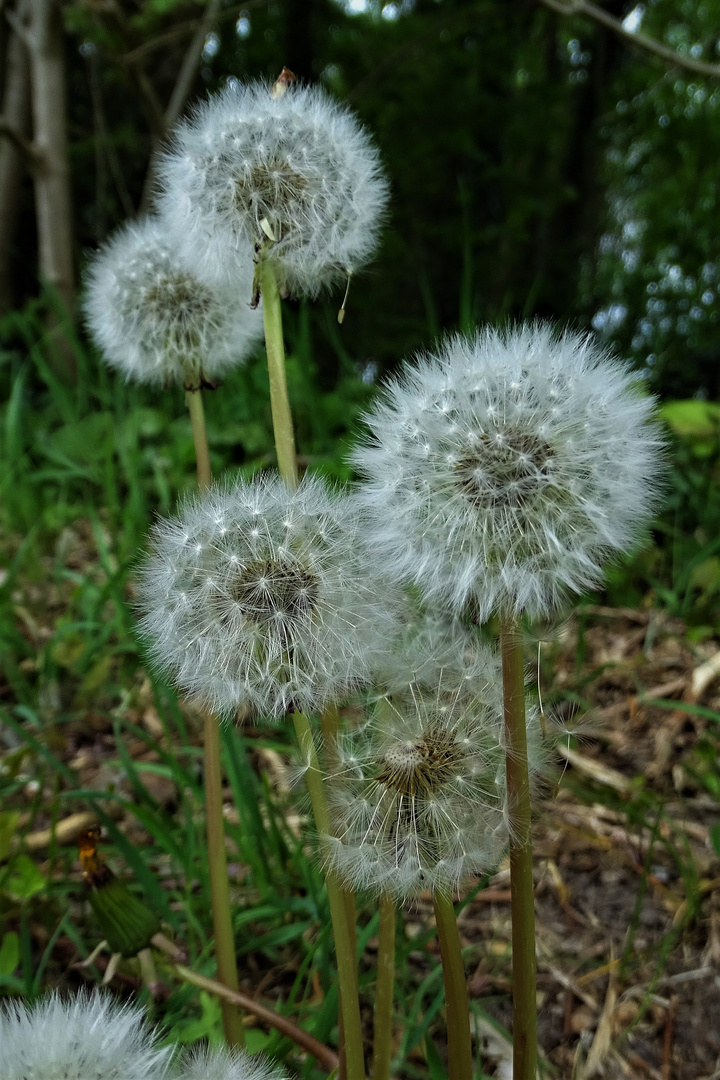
[0,991,171,1080]
[84,216,262,388]
[323,621,544,902]
[351,323,664,621]
[136,472,406,721]
[155,80,389,298]
[177,1046,287,1080]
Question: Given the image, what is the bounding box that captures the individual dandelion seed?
[177,1046,287,1080]
[155,79,389,299]
[351,323,665,622]
[324,639,543,901]
[83,216,262,388]
[0,990,171,1080]
[136,472,406,721]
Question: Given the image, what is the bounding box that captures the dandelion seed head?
[178,1046,287,1080]
[0,991,170,1080]
[137,473,405,720]
[351,324,664,620]
[84,217,261,388]
[325,628,543,901]
[156,81,389,297]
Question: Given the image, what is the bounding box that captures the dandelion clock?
[84,217,262,388]
[352,323,664,621]
[0,991,170,1080]
[137,473,405,720]
[156,80,389,299]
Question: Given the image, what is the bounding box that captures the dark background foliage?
[4,0,718,389]
[3,0,720,620]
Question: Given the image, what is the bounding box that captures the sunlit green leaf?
[4,855,46,899]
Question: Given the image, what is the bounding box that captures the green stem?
[433,891,473,1080]
[321,705,357,1080]
[500,615,537,1080]
[292,711,366,1080]
[183,396,243,1047]
[203,713,245,1048]
[186,387,212,490]
[373,894,396,1080]
[319,706,358,956]
[258,259,299,489]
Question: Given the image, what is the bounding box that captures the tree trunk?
[0,1,31,314]
[27,0,75,322]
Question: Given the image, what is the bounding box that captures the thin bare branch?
[0,0,31,312]
[4,2,33,49]
[120,1,266,66]
[138,0,223,211]
[132,66,166,139]
[103,2,167,140]
[163,0,221,132]
[174,965,341,1074]
[87,50,135,221]
[537,0,720,80]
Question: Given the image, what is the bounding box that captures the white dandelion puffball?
[156,80,389,297]
[178,1046,286,1080]
[137,472,406,720]
[0,990,170,1080]
[351,324,664,621]
[84,216,262,388]
[324,630,543,901]
[370,610,486,697]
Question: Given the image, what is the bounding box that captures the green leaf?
[710,825,720,859]
[662,400,720,442]
[51,635,86,669]
[689,557,720,599]
[45,412,115,470]
[4,854,46,899]
[171,991,223,1044]
[244,1030,271,1053]
[425,1035,448,1080]
[0,932,19,975]
[80,656,115,699]
[0,812,20,860]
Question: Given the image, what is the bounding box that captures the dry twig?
[536,0,720,80]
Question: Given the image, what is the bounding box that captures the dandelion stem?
[500,615,537,1080]
[433,890,473,1080]
[183,397,244,1047]
[203,711,245,1048]
[321,704,358,1080]
[292,710,366,1080]
[185,387,212,490]
[320,701,341,767]
[259,259,299,489]
[320,707,358,944]
[373,893,396,1080]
